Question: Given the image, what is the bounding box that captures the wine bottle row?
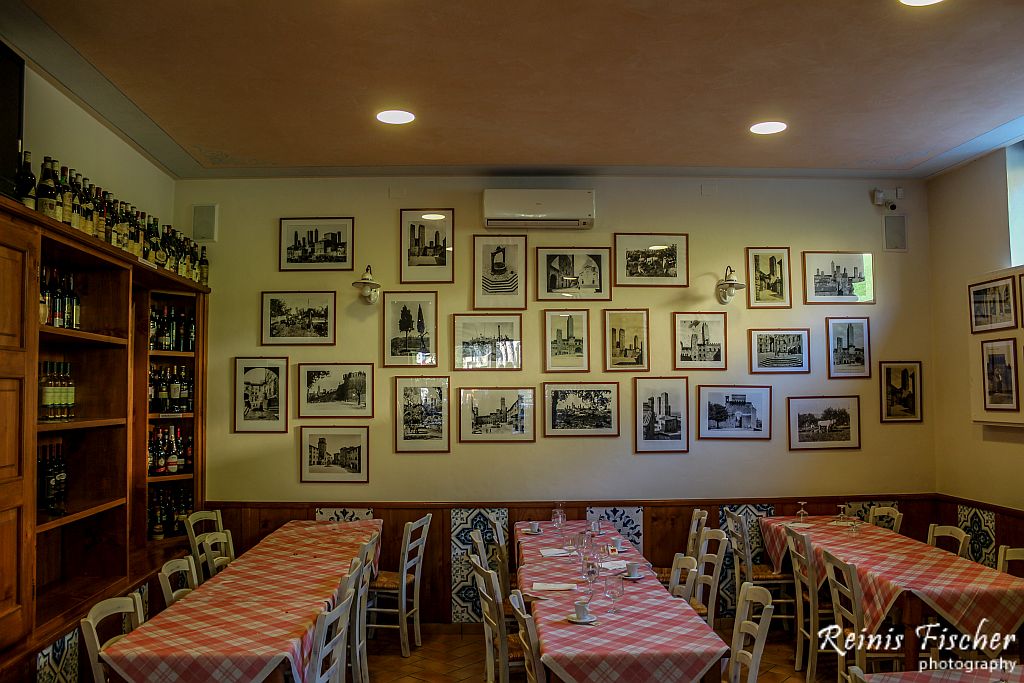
[149,487,194,540]
[14,150,210,285]
[148,425,195,477]
[37,440,68,516]
[149,305,196,352]
[39,265,82,330]
[38,361,76,422]
[149,364,194,414]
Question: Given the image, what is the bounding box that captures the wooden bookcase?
[0,195,208,670]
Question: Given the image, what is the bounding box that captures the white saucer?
[523,529,543,535]
[567,613,598,624]
[623,574,644,581]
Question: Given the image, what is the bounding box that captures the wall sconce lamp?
[352,265,382,304]
[715,266,746,305]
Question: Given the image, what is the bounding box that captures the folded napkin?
[532,582,577,591]
[599,560,628,571]
[540,548,573,557]
[785,522,813,529]
[828,520,855,527]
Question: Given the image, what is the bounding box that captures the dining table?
[861,670,1024,682]
[102,518,383,683]
[514,519,729,683]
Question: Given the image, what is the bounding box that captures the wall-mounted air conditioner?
[483,189,595,229]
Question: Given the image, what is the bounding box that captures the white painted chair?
[655,508,707,584]
[786,526,833,682]
[689,527,728,628]
[368,513,432,657]
[469,553,524,683]
[350,532,379,683]
[997,545,1024,573]
[867,506,904,534]
[485,514,515,595]
[508,589,546,683]
[724,509,794,625]
[158,555,199,608]
[307,580,357,683]
[667,553,698,601]
[847,666,868,683]
[726,582,775,683]
[80,593,145,683]
[185,509,224,582]
[927,524,970,558]
[200,529,236,577]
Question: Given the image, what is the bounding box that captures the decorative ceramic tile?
[586,506,643,550]
[844,500,898,527]
[957,505,997,568]
[36,628,78,683]
[451,507,509,623]
[718,503,775,617]
[315,507,374,522]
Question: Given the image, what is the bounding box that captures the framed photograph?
[458,387,536,442]
[297,363,373,418]
[673,312,727,370]
[543,382,619,437]
[634,377,688,453]
[968,276,1017,334]
[748,328,810,374]
[603,308,650,372]
[299,426,369,483]
[826,317,871,379]
[473,234,527,310]
[395,376,450,452]
[697,385,771,440]
[536,247,612,301]
[880,361,922,423]
[544,309,590,373]
[452,314,523,370]
[261,291,336,345]
[279,217,354,271]
[745,247,791,308]
[613,233,688,287]
[982,338,1019,411]
[400,208,454,284]
[234,357,288,433]
[788,395,861,450]
[802,251,875,304]
[382,291,438,367]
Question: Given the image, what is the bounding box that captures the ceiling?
[5,0,1024,179]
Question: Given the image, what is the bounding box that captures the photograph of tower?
[674,312,727,370]
[634,377,688,452]
[746,247,790,307]
[401,209,455,283]
[826,317,870,378]
[803,252,874,304]
[604,309,649,371]
[459,387,535,442]
[279,217,353,271]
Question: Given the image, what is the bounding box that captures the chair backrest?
[469,553,512,682]
[727,582,775,683]
[487,514,508,549]
[866,506,903,533]
[822,549,867,677]
[508,589,546,683]
[486,515,513,597]
[158,555,199,608]
[308,586,356,683]
[350,535,378,683]
[185,509,224,581]
[723,509,755,585]
[686,508,709,558]
[81,593,145,683]
[997,545,1024,574]
[847,666,868,683]
[668,553,698,601]
[927,524,969,558]
[201,529,236,577]
[784,527,819,607]
[400,514,432,590]
[693,528,728,627]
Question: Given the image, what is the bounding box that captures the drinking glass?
[836,504,847,524]
[797,501,808,522]
[563,531,577,556]
[552,507,566,540]
[604,574,624,614]
[583,553,601,601]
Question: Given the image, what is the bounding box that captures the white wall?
[1007,142,1024,267]
[175,175,936,503]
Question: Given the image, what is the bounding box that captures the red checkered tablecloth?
[864,670,1024,682]
[514,521,728,682]
[102,518,383,683]
[759,516,1024,657]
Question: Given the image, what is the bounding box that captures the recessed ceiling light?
[750,121,788,135]
[421,213,446,220]
[899,0,944,5]
[376,110,415,125]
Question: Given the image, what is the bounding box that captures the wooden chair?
[307,576,357,683]
[689,527,728,628]
[350,533,379,683]
[469,554,525,683]
[486,514,516,592]
[185,509,224,582]
[81,593,145,683]
[847,666,868,683]
[822,549,902,681]
[726,582,775,683]
[867,506,903,534]
[200,529,236,577]
[508,589,546,683]
[927,524,970,558]
[724,509,794,625]
[655,508,707,584]
[786,527,833,682]
[667,553,698,601]
[368,513,432,657]
[158,555,199,607]
[997,545,1024,574]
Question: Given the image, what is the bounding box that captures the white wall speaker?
[192,204,219,242]
[883,214,908,252]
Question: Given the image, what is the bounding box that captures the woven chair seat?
[751,563,791,581]
[688,598,708,616]
[653,566,672,584]
[493,634,525,661]
[369,570,414,591]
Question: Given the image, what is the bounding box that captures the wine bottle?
[38,361,49,421]
[199,246,209,286]
[36,158,59,221]
[82,179,94,236]
[39,266,49,325]
[65,362,75,419]
[70,172,82,230]
[169,366,181,413]
[50,272,64,329]
[59,166,72,225]
[67,273,81,330]
[15,150,36,210]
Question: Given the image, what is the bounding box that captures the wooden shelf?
[147,473,193,483]
[35,574,128,633]
[36,498,127,533]
[39,326,128,346]
[149,349,195,358]
[148,412,194,420]
[37,417,128,432]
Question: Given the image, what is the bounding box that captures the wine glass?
[563,531,577,557]
[604,574,624,614]
[583,553,601,601]
[797,501,808,522]
[836,504,847,525]
[552,507,565,539]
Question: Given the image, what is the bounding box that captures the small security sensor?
[872,189,886,206]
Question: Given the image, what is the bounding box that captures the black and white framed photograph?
[634,377,688,453]
[297,363,373,418]
[279,217,354,271]
[395,376,450,452]
[802,251,875,305]
[261,291,336,345]
[234,357,288,433]
[536,247,612,301]
[697,385,771,440]
[452,314,523,370]
[458,387,536,443]
[982,338,1019,411]
[299,426,369,483]
[745,247,791,308]
[473,234,527,310]
[748,328,810,374]
[400,208,454,284]
[787,395,861,450]
[543,382,619,437]
[968,276,1017,334]
[880,361,922,423]
[826,317,871,379]
[603,308,650,372]
[382,291,438,367]
[613,233,688,287]
[673,312,727,370]
[544,309,590,373]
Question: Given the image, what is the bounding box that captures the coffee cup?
[574,600,591,621]
[529,521,541,533]
[626,561,641,578]
[613,538,625,552]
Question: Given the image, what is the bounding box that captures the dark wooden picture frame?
[394,375,451,452]
[279,216,354,271]
[473,234,528,310]
[535,246,613,301]
[802,251,875,305]
[457,387,537,443]
[745,246,792,309]
[748,328,810,374]
[452,313,523,371]
[603,308,650,372]
[260,291,336,346]
[968,275,1018,334]
[826,316,871,379]
[382,291,438,368]
[299,425,369,483]
[981,338,1019,412]
[634,376,689,454]
[296,362,374,418]
[543,308,590,373]
[400,208,455,284]
[879,360,923,423]
[673,311,728,370]
[787,395,862,450]
[696,384,772,440]
[613,232,689,287]
[542,381,620,437]
[233,356,288,433]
